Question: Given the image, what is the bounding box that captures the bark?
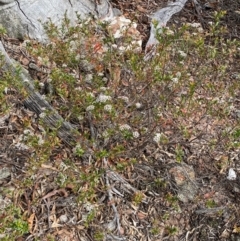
[0,41,83,147]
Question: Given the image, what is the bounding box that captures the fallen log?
[0,41,83,146]
[145,0,189,60]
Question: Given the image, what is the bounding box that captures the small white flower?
[86,105,95,111]
[23,129,32,135]
[119,124,131,131]
[190,22,201,28]
[102,130,109,138]
[135,102,142,109]
[176,72,181,78]
[153,133,162,143]
[166,29,174,35]
[23,79,29,83]
[75,87,82,91]
[85,74,93,83]
[171,77,179,83]
[102,77,108,82]
[87,92,95,98]
[38,136,44,145]
[197,27,204,33]
[178,50,187,58]
[112,44,118,49]
[39,112,46,118]
[39,82,44,87]
[100,87,107,91]
[118,96,129,103]
[75,54,81,61]
[132,131,140,138]
[78,115,84,121]
[97,94,112,103]
[98,72,104,76]
[104,104,112,112]
[72,144,82,154]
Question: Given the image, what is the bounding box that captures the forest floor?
[0,0,240,240]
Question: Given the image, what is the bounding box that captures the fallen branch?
[145,0,189,60]
[0,41,82,147]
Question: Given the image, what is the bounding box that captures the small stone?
[169,163,198,203]
[0,167,11,180]
[59,214,68,223]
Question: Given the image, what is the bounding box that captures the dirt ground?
[0,0,240,240]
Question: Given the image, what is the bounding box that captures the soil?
[0,0,240,240]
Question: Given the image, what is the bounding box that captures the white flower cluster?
[118,96,129,103]
[132,131,140,138]
[153,133,162,143]
[171,78,179,83]
[85,74,93,83]
[102,130,109,138]
[96,94,112,103]
[119,124,131,131]
[100,87,108,91]
[21,129,45,145]
[38,136,45,145]
[39,112,46,119]
[104,104,112,112]
[78,115,84,121]
[178,50,187,58]
[87,92,95,98]
[164,27,174,35]
[176,72,181,78]
[171,72,181,84]
[23,129,32,135]
[186,22,203,33]
[187,22,201,28]
[86,105,95,111]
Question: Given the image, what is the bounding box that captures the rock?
[169,163,198,203]
[0,0,113,42]
[0,166,11,180]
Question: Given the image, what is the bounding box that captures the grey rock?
[0,0,113,42]
[0,167,11,180]
[169,163,198,203]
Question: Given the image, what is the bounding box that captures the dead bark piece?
[145,0,188,60]
[0,41,81,147]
